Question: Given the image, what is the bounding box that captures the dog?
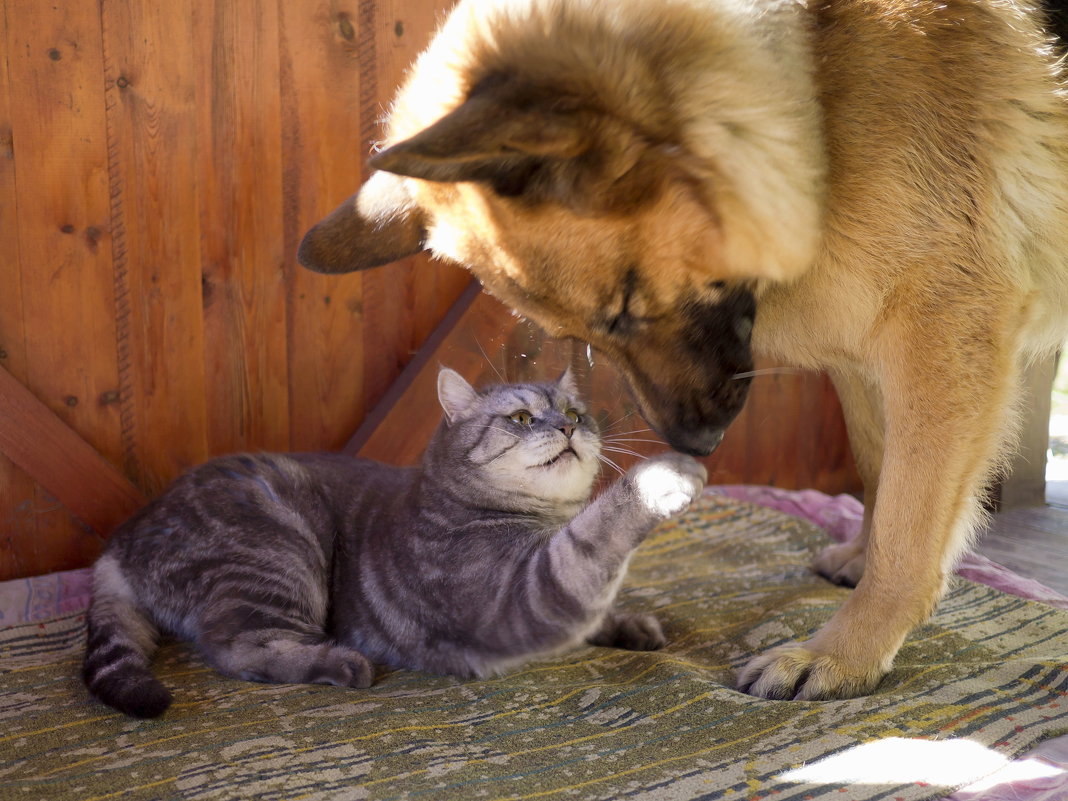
[297,0,1068,700]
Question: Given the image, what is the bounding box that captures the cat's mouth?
[537,447,577,468]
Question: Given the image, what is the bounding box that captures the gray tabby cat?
[83,367,707,718]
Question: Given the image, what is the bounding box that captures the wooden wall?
[0,0,469,580]
[0,0,860,583]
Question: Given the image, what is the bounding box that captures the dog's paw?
[812,540,866,587]
[626,453,707,519]
[736,643,885,701]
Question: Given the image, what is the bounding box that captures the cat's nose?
[558,424,575,439]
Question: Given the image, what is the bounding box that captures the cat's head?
[431,367,601,515]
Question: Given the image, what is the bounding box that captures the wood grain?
[280,0,373,453]
[0,2,40,578]
[101,0,210,494]
[0,365,146,537]
[197,0,290,456]
[4,1,126,576]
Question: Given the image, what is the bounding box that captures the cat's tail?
[82,554,172,718]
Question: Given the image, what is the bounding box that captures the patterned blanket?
[2,494,1066,801]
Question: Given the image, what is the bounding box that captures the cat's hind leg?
[204,633,373,688]
[587,610,666,651]
[198,607,373,688]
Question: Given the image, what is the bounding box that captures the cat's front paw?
[627,453,707,520]
[588,611,666,651]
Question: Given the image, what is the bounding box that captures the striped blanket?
[1,493,1066,801]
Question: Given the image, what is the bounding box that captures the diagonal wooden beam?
[0,365,146,536]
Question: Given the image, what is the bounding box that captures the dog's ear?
[370,79,592,184]
[297,171,426,274]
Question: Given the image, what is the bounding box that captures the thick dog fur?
[299,0,1068,700]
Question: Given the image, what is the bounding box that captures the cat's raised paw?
[627,453,707,519]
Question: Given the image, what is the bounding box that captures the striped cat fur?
[82,368,706,717]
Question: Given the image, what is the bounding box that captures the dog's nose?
[664,426,725,457]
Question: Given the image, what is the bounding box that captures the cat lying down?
[82,367,707,717]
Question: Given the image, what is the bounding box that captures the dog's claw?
[738,643,885,701]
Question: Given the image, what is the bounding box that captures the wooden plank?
[346,279,480,456]
[280,0,466,453]
[5,0,124,464]
[362,0,470,415]
[100,0,210,494]
[0,365,147,536]
[4,0,129,577]
[0,0,41,580]
[279,0,370,452]
[355,289,529,464]
[197,0,289,455]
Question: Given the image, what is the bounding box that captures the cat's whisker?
[475,339,507,384]
[596,453,626,476]
[731,367,804,380]
[479,425,520,439]
[602,446,649,460]
[600,411,638,432]
[602,436,664,445]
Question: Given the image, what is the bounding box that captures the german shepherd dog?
[298,0,1068,700]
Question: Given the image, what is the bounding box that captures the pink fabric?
[712,485,1068,610]
[0,568,92,629]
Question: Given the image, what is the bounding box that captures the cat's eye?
[565,408,580,423]
[509,410,534,425]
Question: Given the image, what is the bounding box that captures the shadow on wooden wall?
[0,0,468,580]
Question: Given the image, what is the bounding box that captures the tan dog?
[298,0,1068,700]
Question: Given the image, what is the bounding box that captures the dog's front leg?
[738,326,1019,700]
[811,366,885,586]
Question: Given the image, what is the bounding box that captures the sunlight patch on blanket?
[780,736,1065,788]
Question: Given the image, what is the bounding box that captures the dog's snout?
[664,426,725,457]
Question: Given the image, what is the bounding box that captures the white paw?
[628,453,707,519]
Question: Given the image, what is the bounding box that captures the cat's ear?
[556,366,581,403]
[437,367,479,424]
